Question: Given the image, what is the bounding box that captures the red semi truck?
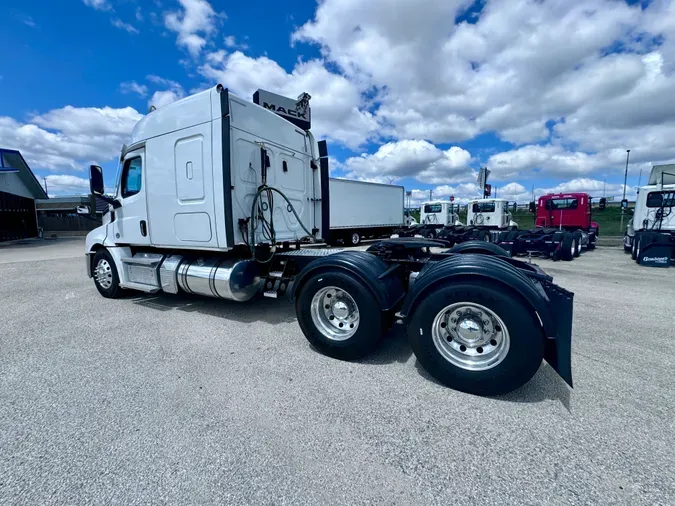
[498,193,598,261]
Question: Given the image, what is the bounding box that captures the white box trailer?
[329,178,404,245]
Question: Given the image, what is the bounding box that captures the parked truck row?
[394,194,598,262]
[84,85,575,396]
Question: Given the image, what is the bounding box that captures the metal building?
[0,149,47,242]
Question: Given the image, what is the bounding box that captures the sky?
[1,0,674,205]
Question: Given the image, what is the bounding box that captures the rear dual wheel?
[573,232,582,257]
[559,232,576,261]
[296,270,383,360]
[408,282,543,396]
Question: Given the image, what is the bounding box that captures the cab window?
[424,204,442,213]
[646,191,675,208]
[547,198,578,210]
[121,157,142,198]
[472,202,495,213]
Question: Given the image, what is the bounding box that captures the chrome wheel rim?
[95,259,113,289]
[431,302,510,371]
[570,239,575,257]
[351,233,359,245]
[310,286,360,341]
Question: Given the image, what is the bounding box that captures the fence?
[38,214,102,234]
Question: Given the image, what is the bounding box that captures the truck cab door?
[113,149,150,246]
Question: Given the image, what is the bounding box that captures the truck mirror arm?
[98,194,122,209]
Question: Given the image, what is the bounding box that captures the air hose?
[249,185,315,263]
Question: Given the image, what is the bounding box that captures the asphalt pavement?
[1,238,673,505]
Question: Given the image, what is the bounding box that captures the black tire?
[573,232,582,257]
[425,229,436,239]
[407,281,544,396]
[296,270,383,360]
[92,249,124,299]
[477,230,491,242]
[561,232,575,261]
[447,241,510,257]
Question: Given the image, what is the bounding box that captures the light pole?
[620,149,630,232]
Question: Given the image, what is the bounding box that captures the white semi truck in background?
[395,198,517,244]
[329,178,404,246]
[84,85,575,396]
[624,164,675,266]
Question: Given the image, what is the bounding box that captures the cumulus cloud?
[0,105,141,171]
[45,175,91,195]
[199,51,378,149]
[343,140,473,184]
[293,0,675,177]
[164,0,221,57]
[146,75,186,109]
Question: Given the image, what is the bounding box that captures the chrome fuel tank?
[174,257,260,301]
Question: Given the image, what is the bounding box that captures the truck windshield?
[547,198,578,210]
[424,204,442,213]
[473,202,495,213]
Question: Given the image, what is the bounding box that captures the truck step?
[121,253,164,266]
[277,248,343,257]
[263,290,278,299]
[119,281,161,293]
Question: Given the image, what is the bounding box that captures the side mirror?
[621,198,629,209]
[90,165,105,195]
[528,201,536,213]
[89,164,121,209]
[598,198,606,211]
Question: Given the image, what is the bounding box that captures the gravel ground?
[1,238,673,505]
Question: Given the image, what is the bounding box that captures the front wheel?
[407,282,544,396]
[296,270,383,360]
[92,249,124,298]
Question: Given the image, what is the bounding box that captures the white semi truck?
[329,178,404,246]
[393,201,462,239]
[624,164,675,266]
[84,85,575,396]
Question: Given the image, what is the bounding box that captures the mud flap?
[542,282,574,388]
